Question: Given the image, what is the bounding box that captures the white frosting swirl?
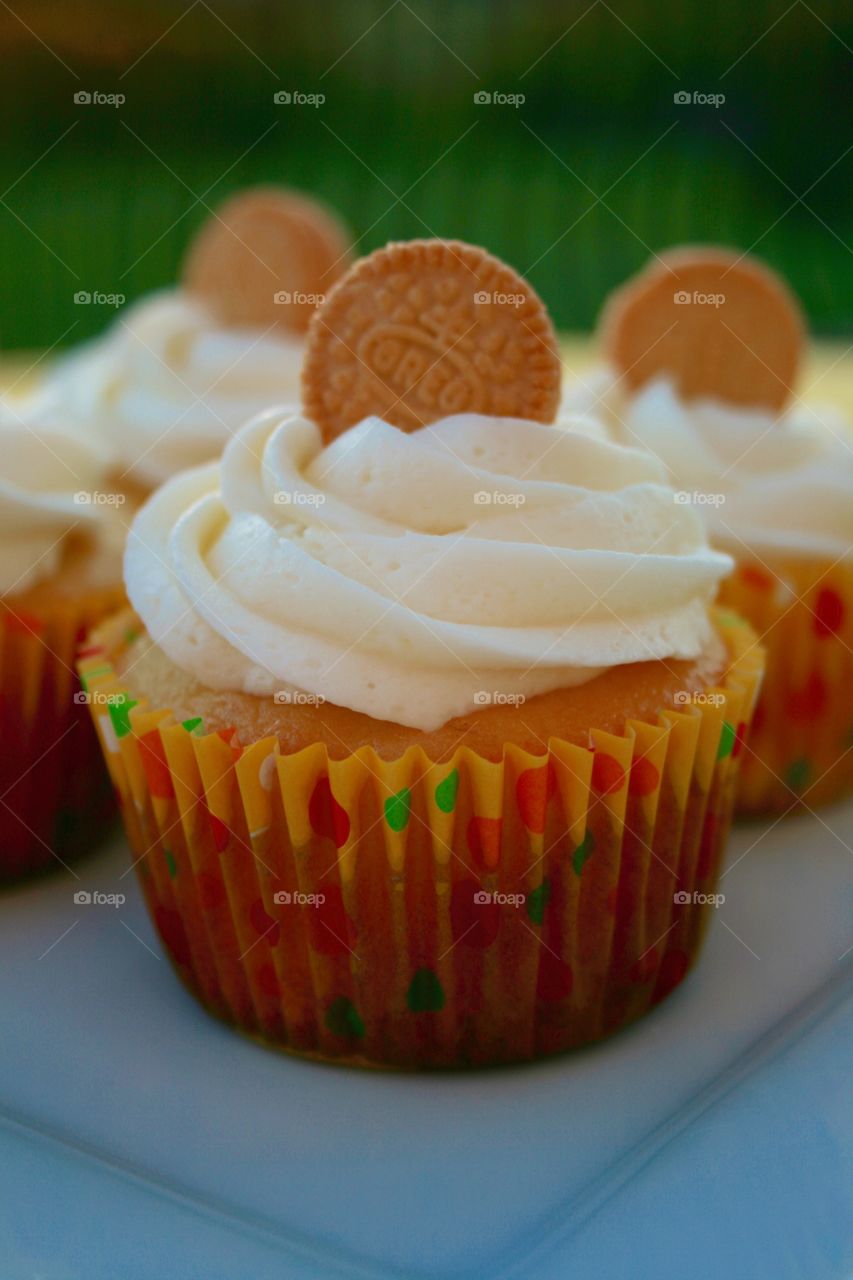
[0,396,113,594]
[563,366,853,560]
[46,289,304,489]
[125,409,731,731]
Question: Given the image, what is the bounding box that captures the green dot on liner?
[572,830,595,877]
[384,787,412,832]
[785,758,811,792]
[164,849,177,878]
[325,996,365,1038]
[407,967,445,1013]
[435,768,460,813]
[182,717,204,736]
[108,694,138,740]
[717,721,736,759]
[526,878,551,925]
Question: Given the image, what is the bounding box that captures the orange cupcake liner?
[0,584,125,880]
[718,557,853,816]
[79,609,763,1069]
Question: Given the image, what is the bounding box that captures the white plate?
[1,805,851,1279]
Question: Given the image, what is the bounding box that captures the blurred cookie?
[600,245,804,411]
[301,238,561,438]
[183,187,353,334]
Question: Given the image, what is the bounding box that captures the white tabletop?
[1,803,851,1279]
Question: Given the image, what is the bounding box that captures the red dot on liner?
[153,906,191,968]
[814,588,844,638]
[515,763,557,834]
[139,730,175,799]
[257,963,280,1000]
[740,564,773,591]
[732,721,748,758]
[249,897,280,946]
[450,879,500,949]
[216,726,243,762]
[309,777,350,848]
[3,609,44,635]
[206,809,230,853]
[305,884,357,957]
[466,816,503,869]
[536,950,573,1002]
[629,756,660,797]
[591,752,625,795]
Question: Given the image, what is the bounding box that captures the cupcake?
[0,400,125,878]
[38,186,353,497]
[81,240,762,1068]
[564,246,852,816]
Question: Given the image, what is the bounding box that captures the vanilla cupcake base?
[80,609,762,1069]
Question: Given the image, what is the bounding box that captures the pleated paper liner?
[0,583,125,881]
[718,556,853,816]
[79,609,763,1069]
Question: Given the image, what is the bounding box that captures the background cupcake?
[564,246,852,816]
[0,401,125,878]
[32,186,353,498]
[81,241,762,1067]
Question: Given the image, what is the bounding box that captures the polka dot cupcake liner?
[79,609,763,1069]
[718,557,853,816]
[0,584,125,881]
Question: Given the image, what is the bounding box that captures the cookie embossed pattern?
[301,239,562,438]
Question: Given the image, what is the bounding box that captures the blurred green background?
[1,0,851,349]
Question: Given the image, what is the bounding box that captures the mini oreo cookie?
[301,239,562,439]
[183,187,353,334]
[600,246,804,412]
